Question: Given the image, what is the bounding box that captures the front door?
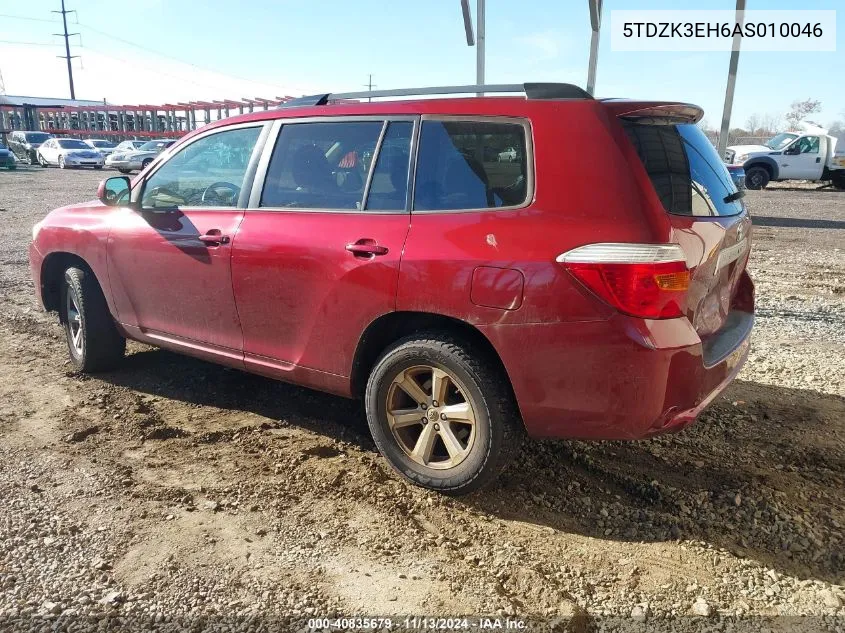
[231,118,414,379]
[781,135,823,180]
[107,124,267,358]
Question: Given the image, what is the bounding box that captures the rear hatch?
[610,102,752,344]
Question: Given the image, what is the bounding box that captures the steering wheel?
[201,181,241,205]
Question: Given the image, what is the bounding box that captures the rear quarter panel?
[397,100,672,325]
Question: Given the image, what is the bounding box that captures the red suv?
[29,83,754,494]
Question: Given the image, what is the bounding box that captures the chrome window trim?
[250,115,418,215]
[133,120,271,210]
[411,114,535,215]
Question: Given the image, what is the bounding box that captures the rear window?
[624,122,743,217]
[414,120,529,211]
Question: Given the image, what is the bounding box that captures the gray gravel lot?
[0,167,843,632]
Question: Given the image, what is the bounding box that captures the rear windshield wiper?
[724,190,745,203]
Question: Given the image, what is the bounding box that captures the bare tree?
[785,99,822,130]
[745,114,761,134]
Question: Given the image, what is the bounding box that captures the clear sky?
[1,0,842,130]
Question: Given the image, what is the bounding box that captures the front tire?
[61,267,126,372]
[118,168,131,174]
[365,334,522,495]
[38,153,48,168]
[745,165,770,190]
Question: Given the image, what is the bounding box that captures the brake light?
[557,243,690,319]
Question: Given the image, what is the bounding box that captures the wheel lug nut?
[421,403,427,410]
[421,418,427,424]
[440,413,447,420]
[434,423,440,431]
[432,400,438,407]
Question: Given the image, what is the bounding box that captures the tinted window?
[261,121,383,209]
[57,139,90,149]
[624,122,743,217]
[141,126,261,209]
[25,132,50,143]
[365,122,412,210]
[414,120,528,211]
[796,136,819,154]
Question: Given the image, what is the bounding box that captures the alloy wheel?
[66,289,84,357]
[59,156,65,169]
[385,365,477,469]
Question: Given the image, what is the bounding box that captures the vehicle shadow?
[751,215,845,230]
[473,379,845,584]
[99,347,844,584]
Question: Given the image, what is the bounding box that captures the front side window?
[261,121,383,209]
[796,136,819,154]
[141,126,261,209]
[413,119,529,211]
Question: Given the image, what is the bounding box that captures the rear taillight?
[556,243,690,319]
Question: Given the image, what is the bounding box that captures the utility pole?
[363,74,377,102]
[718,0,746,159]
[53,0,78,99]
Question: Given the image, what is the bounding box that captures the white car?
[112,140,146,153]
[37,138,105,169]
[84,139,118,157]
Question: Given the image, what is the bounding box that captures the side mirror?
[97,176,132,207]
[784,144,800,155]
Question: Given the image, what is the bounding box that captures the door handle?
[198,230,230,246]
[346,239,389,257]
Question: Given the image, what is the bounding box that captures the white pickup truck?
[725,127,845,190]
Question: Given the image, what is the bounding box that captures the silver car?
[106,139,176,173]
[84,139,118,157]
[37,138,105,169]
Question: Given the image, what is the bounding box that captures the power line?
[0,13,59,24]
[75,21,306,95]
[52,0,78,99]
[363,74,377,102]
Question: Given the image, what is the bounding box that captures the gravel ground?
[0,167,843,632]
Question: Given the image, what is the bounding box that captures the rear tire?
[58,155,66,170]
[365,333,522,495]
[38,154,48,168]
[61,267,126,372]
[745,165,770,190]
[832,172,845,191]
[141,158,152,170]
[118,168,131,174]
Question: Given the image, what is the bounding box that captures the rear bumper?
[480,305,753,441]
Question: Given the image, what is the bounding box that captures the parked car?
[726,164,746,191]
[105,139,176,173]
[29,83,754,494]
[0,142,16,170]
[8,130,53,165]
[112,140,146,154]
[37,138,105,169]
[84,139,117,157]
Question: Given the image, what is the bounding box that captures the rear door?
[231,117,414,379]
[621,118,751,338]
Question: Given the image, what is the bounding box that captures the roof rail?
[277,83,592,108]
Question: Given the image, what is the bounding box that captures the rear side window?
[261,121,383,209]
[624,122,743,217]
[365,122,413,211]
[414,120,529,211]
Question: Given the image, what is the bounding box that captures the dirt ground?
[0,167,843,632]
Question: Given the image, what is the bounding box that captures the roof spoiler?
[601,100,704,124]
